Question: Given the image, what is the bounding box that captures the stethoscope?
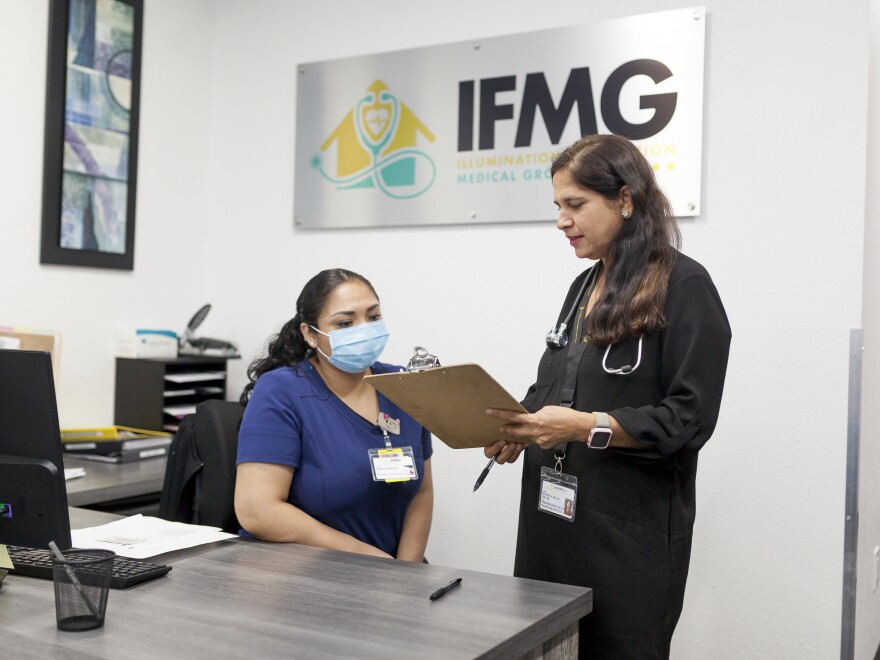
[348,88,436,200]
[545,267,643,375]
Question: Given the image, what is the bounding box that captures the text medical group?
[456,169,550,184]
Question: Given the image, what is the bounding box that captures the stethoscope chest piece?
[545,323,569,349]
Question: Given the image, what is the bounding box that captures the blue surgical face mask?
[310,320,389,373]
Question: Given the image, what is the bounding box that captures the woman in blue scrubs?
[235,269,433,561]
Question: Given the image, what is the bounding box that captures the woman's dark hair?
[240,268,378,404]
[551,134,681,345]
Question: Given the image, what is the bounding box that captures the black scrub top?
[515,251,731,660]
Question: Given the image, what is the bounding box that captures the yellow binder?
[60,426,172,443]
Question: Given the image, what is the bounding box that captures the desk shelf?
[114,357,230,432]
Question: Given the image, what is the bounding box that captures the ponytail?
[239,314,313,405]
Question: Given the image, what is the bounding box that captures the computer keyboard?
[5,546,172,589]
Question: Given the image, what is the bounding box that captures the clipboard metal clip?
[406,346,441,372]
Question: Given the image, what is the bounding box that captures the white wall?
[2,1,873,657]
[857,2,880,657]
[203,2,869,658]
[0,0,215,426]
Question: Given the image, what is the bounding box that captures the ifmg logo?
[457,60,677,150]
[313,80,436,199]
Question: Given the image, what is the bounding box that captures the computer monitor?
[0,348,71,549]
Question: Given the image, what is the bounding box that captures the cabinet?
[114,357,231,432]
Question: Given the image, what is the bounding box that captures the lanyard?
[554,338,587,470]
[554,271,599,469]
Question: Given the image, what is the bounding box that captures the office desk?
[64,456,166,509]
[1,509,591,658]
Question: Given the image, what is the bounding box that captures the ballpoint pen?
[429,577,463,601]
[472,456,496,492]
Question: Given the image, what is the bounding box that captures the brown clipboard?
[364,363,529,449]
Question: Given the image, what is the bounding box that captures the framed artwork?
[40,0,143,270]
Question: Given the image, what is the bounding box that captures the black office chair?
[159,400,243,533]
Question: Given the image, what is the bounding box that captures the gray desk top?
[1,509,591,659]
[64,456,166,507]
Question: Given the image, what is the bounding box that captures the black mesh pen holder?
[52,549,116,631]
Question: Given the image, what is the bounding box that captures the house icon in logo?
[314,80,436,199]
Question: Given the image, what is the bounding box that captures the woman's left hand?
[486,406,590,450]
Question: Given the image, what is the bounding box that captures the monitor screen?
[0,348,71,548]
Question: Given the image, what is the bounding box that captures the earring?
[309,341,316,347]
[622,209,631,219]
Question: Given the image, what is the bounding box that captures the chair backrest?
[159,399,243,533]
[192,400,243,532]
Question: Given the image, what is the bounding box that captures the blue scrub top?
[236,360,432,556]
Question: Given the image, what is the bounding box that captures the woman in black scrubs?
[486,134,731,659]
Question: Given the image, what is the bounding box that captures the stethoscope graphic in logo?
[355,88,399,162]
[313,87,435,199]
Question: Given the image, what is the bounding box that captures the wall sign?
[295,7,705,229]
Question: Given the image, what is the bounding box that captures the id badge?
[538,466,578,522]
[368,446,418,483]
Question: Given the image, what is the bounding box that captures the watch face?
[588,428,612,449]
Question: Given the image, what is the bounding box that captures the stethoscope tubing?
[547,266,643,375]
[601,336,642,375]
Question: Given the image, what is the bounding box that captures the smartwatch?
[587,411,612,449]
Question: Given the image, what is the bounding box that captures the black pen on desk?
[472,456,496,492]
[429,577,462,601]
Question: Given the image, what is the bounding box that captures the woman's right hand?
[484,440,526,464]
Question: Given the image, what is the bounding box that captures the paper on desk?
[0,544,12,569]
[64,467,86,480]
[72,514,236,559]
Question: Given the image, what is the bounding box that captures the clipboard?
[364,363,529,449]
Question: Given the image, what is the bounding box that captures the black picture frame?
[40,0,143,270]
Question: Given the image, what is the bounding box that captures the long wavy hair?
[551,134,681,345]
[240,269,378,405]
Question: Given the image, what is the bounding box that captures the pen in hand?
[472,456,496,492]
[429,577,463,601]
